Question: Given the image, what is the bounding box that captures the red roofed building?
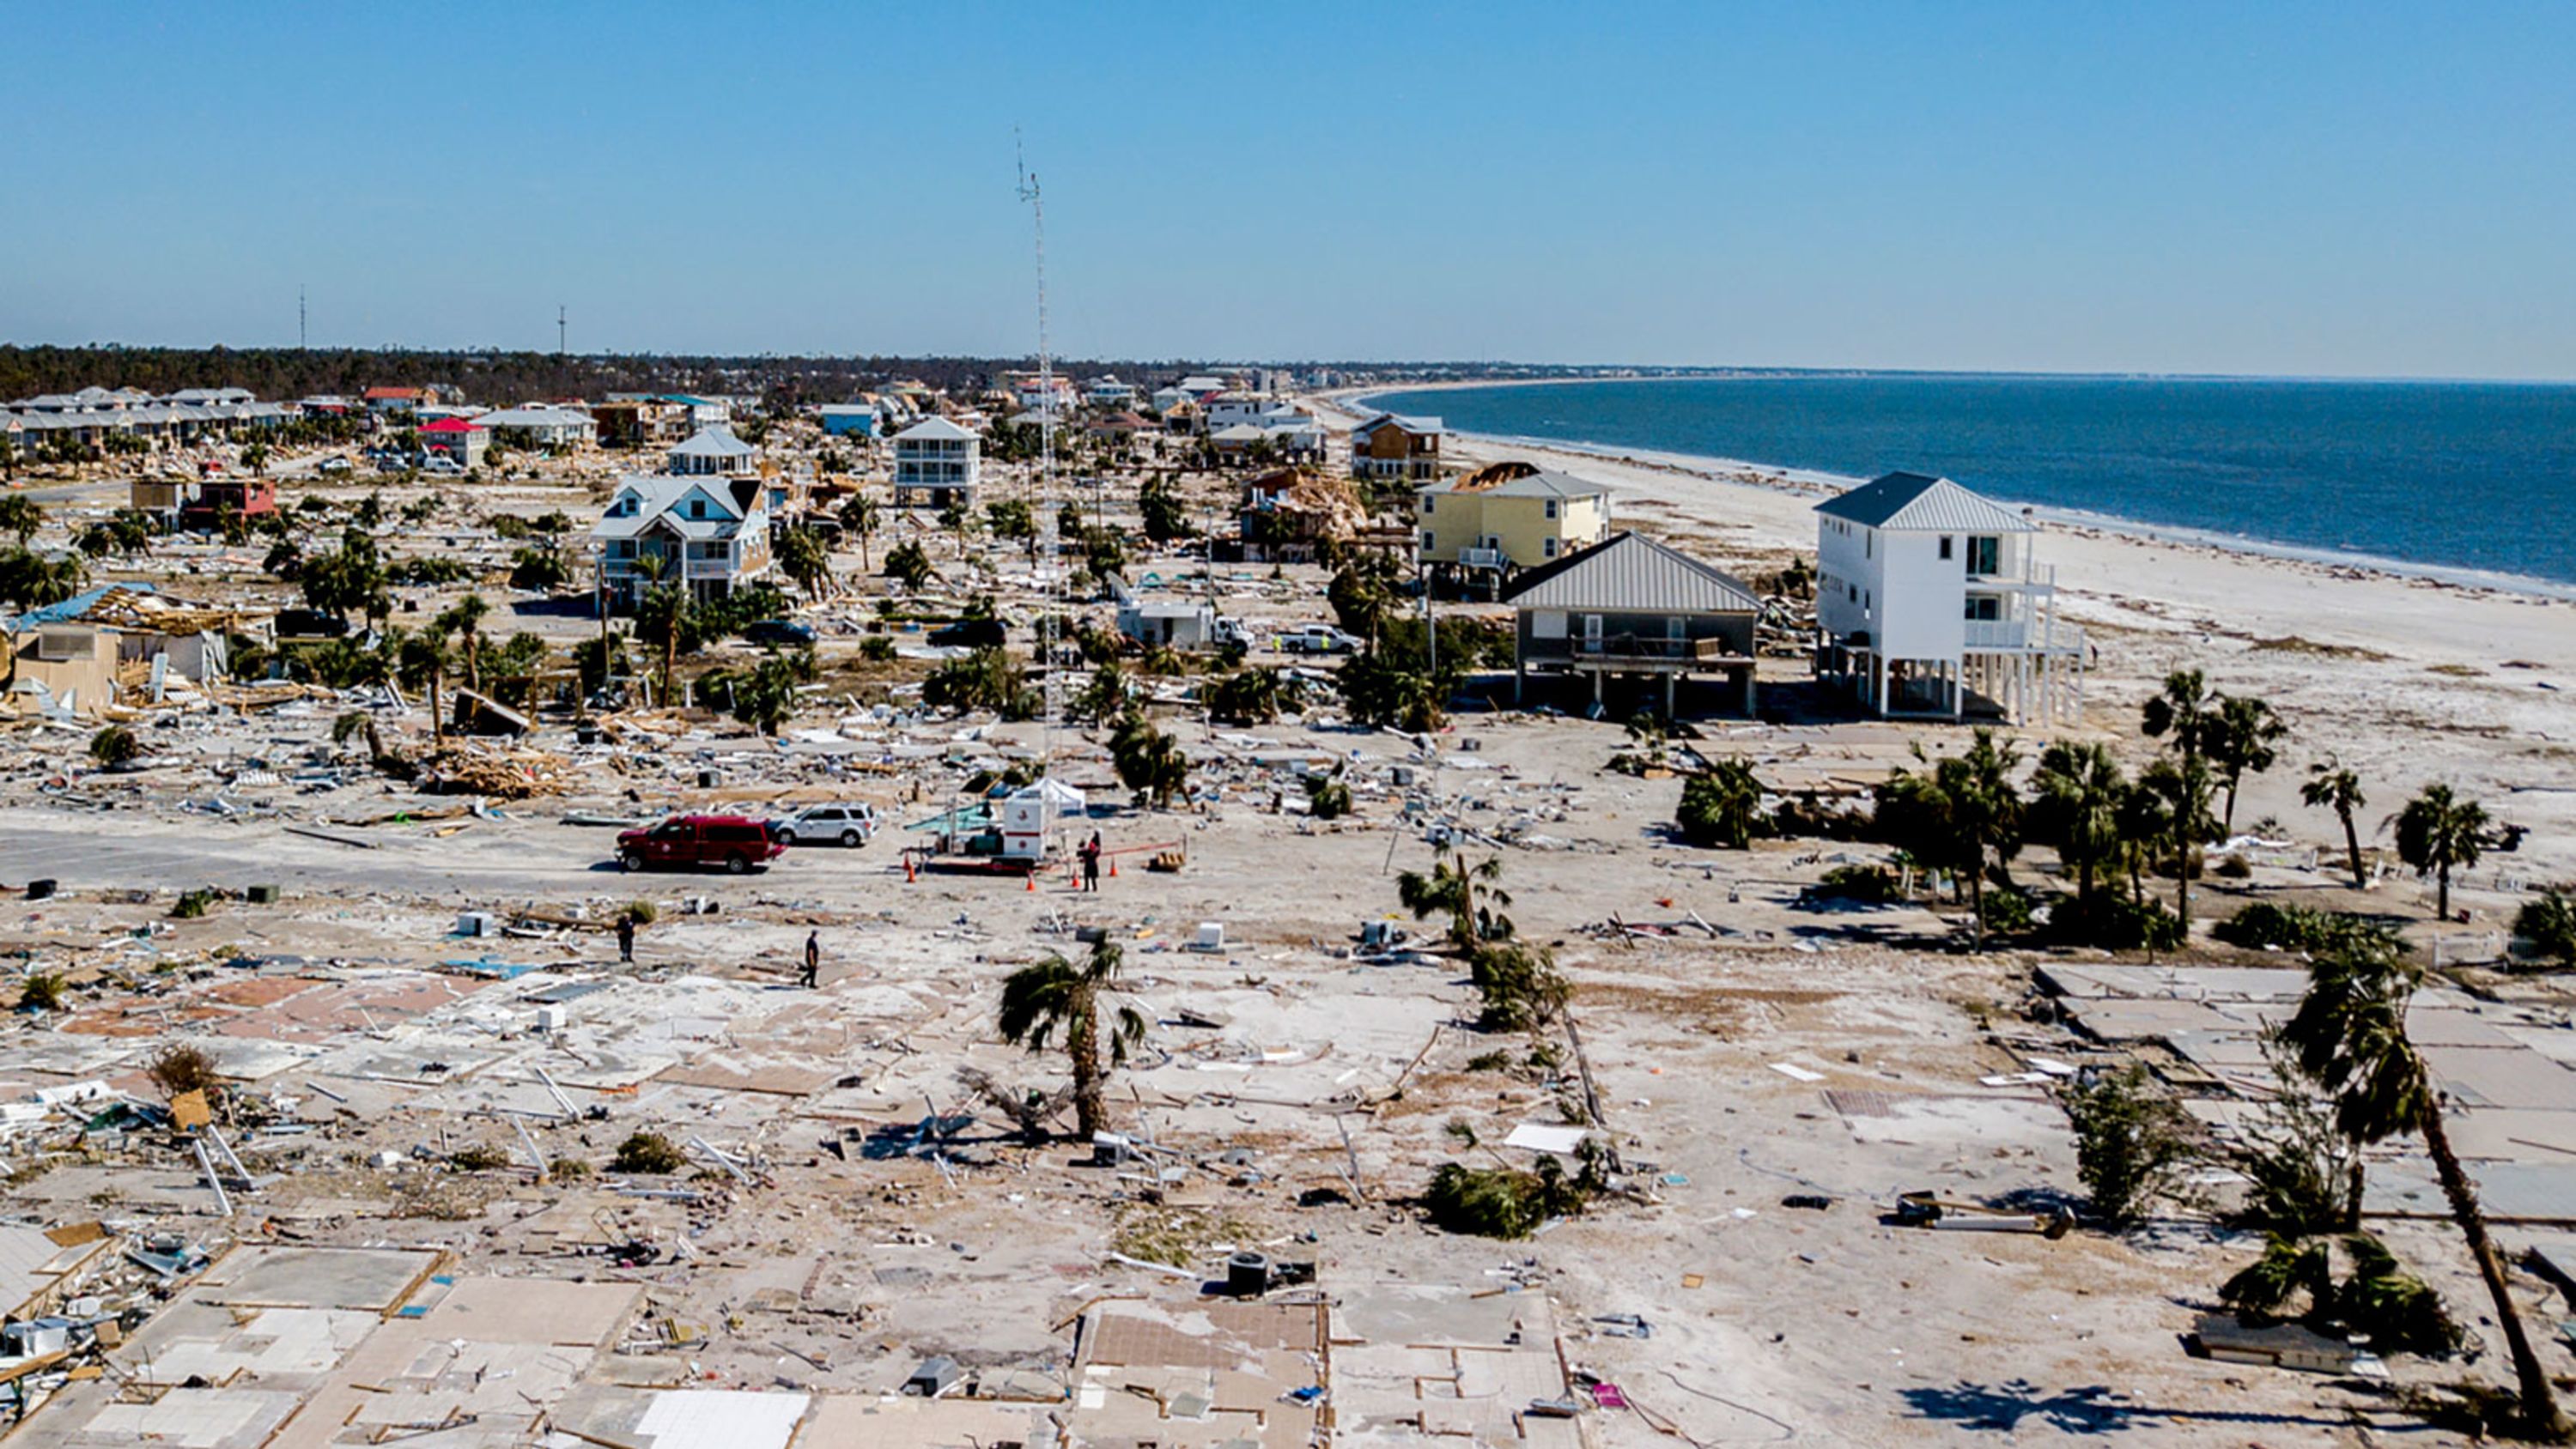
[418,415,489,470]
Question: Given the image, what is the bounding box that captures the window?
[1865,530,1873,559]
[1542,537,1558,558]
[1420,530,1435,552]
[1939,536,1953,561]
[1964,595,2001,621]
[1848,584,1857,602]
[1967,536,2000,575]
[1543,499,1558,519]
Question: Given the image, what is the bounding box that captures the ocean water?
[1362,376,2576,587]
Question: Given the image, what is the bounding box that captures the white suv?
[771,803,878,846]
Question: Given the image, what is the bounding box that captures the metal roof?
[1355,412,1443,436]
[1421,469,1606,500]
[1814,471,2032,532]
[666,425,755,458]
[894,416,977,441]
[1499,531,1761,615]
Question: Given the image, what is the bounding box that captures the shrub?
[2063,1065,2202,1226]
[88,725,142,767]
[1303,771,1352,821]
[449,1144,513,1172]
[550,1158,593,1179]
[1424,1161,1584,1239]
[923,646,1036,719]
[2046,894,2184,952]
[1981,882,2036,936]
[1806,864,1900,904]
[2214,902,2397,956]
[858,635,896,663]
[1467,941,1568,1033]
[508,546,568,592]
[1677,761,1765,849]
[622,900,658,925]
[147,1043,222,1100]
[611,1131,686,1174]
[171,888,219,919]
[16,971,67,1012]
[2512,888,2576,968]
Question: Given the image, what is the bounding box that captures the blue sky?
[5,2,2573,377]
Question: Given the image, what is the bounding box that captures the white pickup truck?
[1280,624,1363,655]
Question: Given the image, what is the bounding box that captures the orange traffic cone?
[1108,856,1117,878]
[1024,870,1036,892]
[903,855,916,882]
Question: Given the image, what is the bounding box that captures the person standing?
[1081,832,1103,893]
[801,930,821,988]
[616,912,635,965]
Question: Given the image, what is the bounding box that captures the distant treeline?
[0,346,1197,408]
[0,346,1728,407]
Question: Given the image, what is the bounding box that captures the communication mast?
[1018,136,1062,780]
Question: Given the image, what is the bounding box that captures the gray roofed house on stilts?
[1498,530,1763,718]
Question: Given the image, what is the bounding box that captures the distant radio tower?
[299,286,307,349]
[1018,134,1061,779]
[558,306,568,356]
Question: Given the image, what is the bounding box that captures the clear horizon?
[6,2,2573,381]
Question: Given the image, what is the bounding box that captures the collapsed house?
[3,585,250,718]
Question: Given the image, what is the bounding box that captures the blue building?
[819,404,878,439]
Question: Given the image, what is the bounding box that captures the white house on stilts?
[1811,471,2084,725]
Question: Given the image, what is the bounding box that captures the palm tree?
[2032,740,2125,906]
[0,494,41,545]
[883,540,936,592]
[436,594,491,694]
[837,493,879,572]
[2393,783,2488,922]
[2301,758,2368,890]
[2206,694,2288,834]
[1398,848,1512,950]
[2113,779,2172,906]
[2279,943,2569,1439]
[398,623,454,749]
[634,575,689,708]
[1944,730,2026,949]
[776,526,830,602]
[996,940,1148,1142]
[2139,755,2219,935]
[2141,668,2219,771]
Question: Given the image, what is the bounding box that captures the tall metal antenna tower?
[1018,134,1062,784]
[299,286,307,349]
[558,306,568,356]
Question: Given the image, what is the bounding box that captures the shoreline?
[1322,381,2576,604]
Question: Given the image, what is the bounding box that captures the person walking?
[1081,832,1103,893]
[616,912,635,965]
[801,930,821,988]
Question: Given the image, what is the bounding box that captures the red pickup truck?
[617,815,786,874]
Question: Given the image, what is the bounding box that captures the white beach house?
[591,474,773,610]
[1812,471,2084,724]
[891,416,981,508]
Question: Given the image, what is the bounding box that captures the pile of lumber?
[415,746,568,798]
